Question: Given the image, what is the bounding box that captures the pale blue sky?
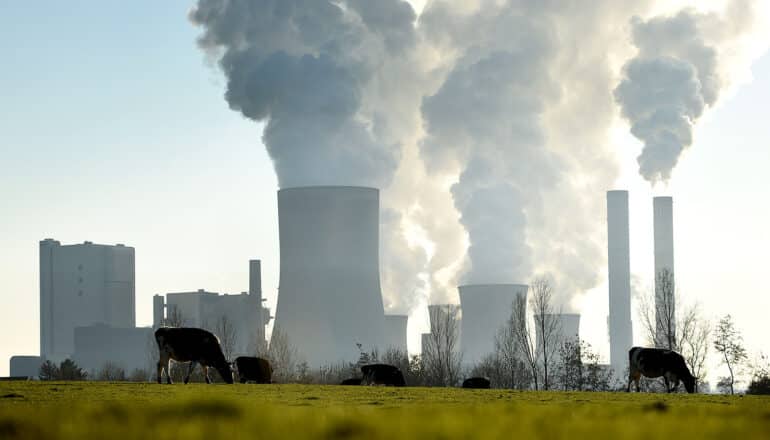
[1,1,769,384]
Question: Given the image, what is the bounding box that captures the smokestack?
[458,284,527,366]
[153,294,165,329]
[272,186,386,366]
[249,259,265,348]
[383,315,408,353]
[607,191,633,375]
[653,196,675,347]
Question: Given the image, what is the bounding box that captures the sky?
[1,0,769,385]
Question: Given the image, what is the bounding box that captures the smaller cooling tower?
[383,314,408,352]
[535,313,581,360]
[459,284,528,366]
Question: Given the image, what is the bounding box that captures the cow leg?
[184,361,197,384]
[664,377,671,393]
[204,366,212,384]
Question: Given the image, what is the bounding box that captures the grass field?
[1,382,769,439]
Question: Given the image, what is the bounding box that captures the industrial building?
[459,284,527,366]
[39,239,135,362]
[272,186,387,366]
[653,196,675,347]
[607,191,633,376]
[73,324,153,374]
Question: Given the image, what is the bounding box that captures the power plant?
[607,191,633,376]
[272,186,386,366]
[459,284,527,365]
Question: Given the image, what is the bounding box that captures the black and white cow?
[155,327,234,384]
[627,346,695,393]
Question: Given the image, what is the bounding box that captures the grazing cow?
[360,364,406,387]
[627,346,695,393]
[235,357,272,384]
[340,378,362,386]
[155,327,234,384]
[462,377,491,389]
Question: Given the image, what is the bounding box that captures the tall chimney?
[272,186,386,366]
[458,284,527,366]
[607,191,633,375]
[152,294,165,328]
[653,196,675,347]
[249,259,265,348]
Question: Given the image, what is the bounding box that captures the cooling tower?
[272,186,386,366]
[653,196,675,347]
[607,191,633,375]
[383,314,408,352]
[535,313,581,362]
[459,284,528,366]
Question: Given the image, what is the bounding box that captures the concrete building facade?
[73,324,153,374]
[39,239,135,361]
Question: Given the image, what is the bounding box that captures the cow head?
[216,361,235,384]
[682,372,696,393]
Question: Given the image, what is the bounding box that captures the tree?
[511,292,540,390]
[267,326,298,383]
[59,359,87,381]
[493,307,531,389]
[128,368,151,382]
[638,270,711,391]
[214,315,237,361]
[423,304,462,386]
[555,339,616,392]
[96,362,126,381]
[713,315,747,395]
[39,360,60,381]
[164,306,186,327]
[530,277,561,390]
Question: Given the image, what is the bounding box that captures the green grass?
[1,382,769,439]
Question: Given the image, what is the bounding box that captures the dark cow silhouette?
[627,346,695,393]
[340,377,362,386]
[235,357,272,384]
[462,377,491,389]
[155,327,234,384]
[360,364,406,387]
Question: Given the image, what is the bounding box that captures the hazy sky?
[2,1,769,385]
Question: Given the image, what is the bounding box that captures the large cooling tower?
[459,284,528,366]
[383,314,408,352]
[607,191,633,375]
[653,196,675,346]
[272,186,386,366]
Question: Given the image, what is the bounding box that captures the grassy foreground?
[1,382,769,439]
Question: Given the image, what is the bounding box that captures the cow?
[155,327,234,384]
[234,356,272,384]
[462,377,491,389]
[340,378,362,386]
[627,346,695,393]
[360,364,406,387]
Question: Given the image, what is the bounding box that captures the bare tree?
[511,293,540,390]
[268,326,298,383]
[638,272,711,390]
[214,315,237,361]
[530,277,561,390]
[164,305,186,328]
[713,314,747,395]
[493,310,530,389]
[96,362,127,381]
[423,305,462,387]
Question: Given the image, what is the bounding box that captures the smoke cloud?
[191,0,766,313]
[614,5,757,183]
